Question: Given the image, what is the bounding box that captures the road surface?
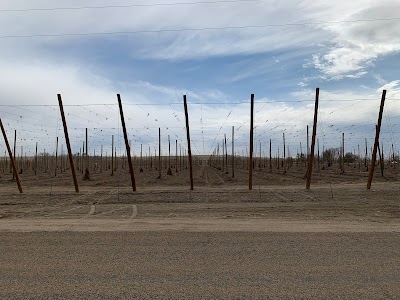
[1,231,399,299]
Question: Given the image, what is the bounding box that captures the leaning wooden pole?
[306,87,319,190]
[117,94,136,192]
[249,94,254,190]
[0,118,23,193]
[183,95,194,190]
[367,90,386,189]
[57,94,79,193]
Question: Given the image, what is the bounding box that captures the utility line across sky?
[0,0,259,13]
[0,99,398,107]
[0,17,399,39]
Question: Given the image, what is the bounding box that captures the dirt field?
[1,158,399,189]
[1,163,400,223]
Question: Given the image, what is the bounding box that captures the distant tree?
[39,152,51,157]
[344,152,359,164]
[322,148,338,167]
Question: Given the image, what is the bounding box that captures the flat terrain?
[1,232,400,299]
[1,164,400,298]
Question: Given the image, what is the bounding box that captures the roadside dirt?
[1,165,399,232]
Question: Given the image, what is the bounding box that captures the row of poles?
[0,131,192,177]
[0,88,387,194]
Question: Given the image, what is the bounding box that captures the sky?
[0,0,400,158]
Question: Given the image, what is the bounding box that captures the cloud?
[379,80,400,91]
[305,1,400,79]
[0,0,329,60]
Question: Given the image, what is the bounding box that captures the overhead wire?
[1,18,400,39]
[0,0,259,13]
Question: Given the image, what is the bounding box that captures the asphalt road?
[1,232,399,299]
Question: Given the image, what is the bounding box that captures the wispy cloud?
[304,1,400,80]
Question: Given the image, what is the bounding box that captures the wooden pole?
[381,144,385,173]
[111,135,114,176]
[367,90,386,189]
[167,135,172,175]
[225,134,228,173]
[365,138,368,169]
[232,126,235,178]
[283,132,286,172]
[117,94,136,192]
[306,87,319,190]
[85,128,88,171]
[306,125,309,165]
[158,128,161,178]
[317,138,320,171]
[20,146,22,171]
[183,95,194,190]
[222,138,225,171]
[249,94,254,190]
[168,136,171,167]
[269,139,272,171]
[176,139,178,173]
[57,94,79,193]
[0,119,23,193]
[81,141,84,174]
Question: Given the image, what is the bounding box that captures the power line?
[1,99,398,107]
[0,0,258,13]
[1,17,399,39]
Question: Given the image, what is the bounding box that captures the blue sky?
[0,0,400,157]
